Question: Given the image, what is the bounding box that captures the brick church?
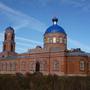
[0,18,90,76]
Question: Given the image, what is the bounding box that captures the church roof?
[86,53,90,57]
[67,52,87,56]
[44,18,66,35]
[67,48,90,57]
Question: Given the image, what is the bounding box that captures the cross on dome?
[52,17,58,25]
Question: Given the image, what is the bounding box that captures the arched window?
[21,61,26,71]
[64,38,67,44]
[53,37,56,43]
[80,61,85,71]
[53,60,59,71]
[11,44,13,52]
[40,61,47,71]
[44,37,48,43]
[0,63,3,71]
[29,61,35,72]
[7,62,11,71]
[88,62,90,71]
[11,62,17,71]
[60,38,63,43]
[35,62,40,72]
[11,33,14,41]
[1,62,7,71]
[56,38,60,43]
[3,44,6,51]
[48,38,53,43]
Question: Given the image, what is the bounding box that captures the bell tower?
[3,27,16,56]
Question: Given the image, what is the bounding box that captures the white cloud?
[16,36,42,45]
[0,2,47,32]
[0,32,42,45]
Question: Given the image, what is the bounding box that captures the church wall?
[66,56,88,76]
[87,57,90,75]
[0,59,18,74]
[0,53,90,76]
[15,52,66,75]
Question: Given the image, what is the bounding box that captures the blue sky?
[0,0,90,53]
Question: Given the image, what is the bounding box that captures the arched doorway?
[35,62,40,72]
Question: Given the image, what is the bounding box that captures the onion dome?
[5,26,14,33]
[44,17,66,35]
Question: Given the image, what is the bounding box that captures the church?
[0,18,90,76]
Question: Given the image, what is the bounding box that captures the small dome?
[44,18,66,35]
[5,26,14,33]
[36,46,42,49]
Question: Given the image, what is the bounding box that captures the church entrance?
[35,62,40,72]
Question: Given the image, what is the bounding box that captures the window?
[0,63,1,71]
[36,62,40,72]
[4,33,7,40]
[60,38,63,43]
[11,44,13,52]
[56,38,60,43]
[40,61,47,71]
[44,38,47,43]
[88,62,90,70]
[1,62,7,71]
[11,62,17,71]
[48,38,53,43]
[53,37,56,43]
[21,62,26,71]
[3,44,6,51]
[12,34,14,40]
[7,62,16,71]
[64,38,67,44]
[80,61,85,71]
[7,63,11,71]
[53,60,59,71]
[29,61,35,71]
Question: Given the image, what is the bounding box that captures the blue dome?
[44,17,66,35]
[44,24,66,35]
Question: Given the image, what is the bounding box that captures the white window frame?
[53,37,56,43]
[60,37,63,43]
[80,61,85,71]
[53,60,59,71]
[64,38,67,44]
